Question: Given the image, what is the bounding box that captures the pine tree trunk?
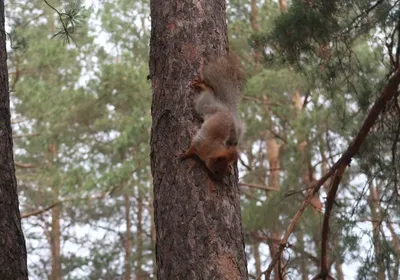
[136,191,145,280]
[50,204,61,280]
[334,259,345,280]
[278,0,287,12]
[149,187,157,280]
[387,221,400,280]
[368,184,385,280]
[253,242,261,276]
[0,1,29,278]
[297,230,309,280]
[124,194,132,280]
[149,0,248,279]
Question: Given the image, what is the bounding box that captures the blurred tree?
[0,0,28,279]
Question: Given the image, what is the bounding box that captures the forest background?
[5,0,400,279]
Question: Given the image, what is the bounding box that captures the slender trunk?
[278,0,287,12]
[50,203,61,280]
[250,0,259,31]
[48,142,61,280]
[368,184,385,280]
[266,130,283,280]
[250,0,262,69]
[386,212,400,279]
[0,2,29,279]
[136,191,145,280]
[150,189,157,279]
[253,241,262,276]
[334,259,345,280]
[124,194,132,280]
[333,231,345,280]
[393,260,399,280]
[266,130,280,190]
[297,230,309,280]
[149,0,248,278]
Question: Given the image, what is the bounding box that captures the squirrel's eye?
[214,157,224,163]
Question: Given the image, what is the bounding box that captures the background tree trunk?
[149,0,248,279]
[50,204,61,280]
[135,189,145,280]
[0,1,29,279]
[124,194,132,280]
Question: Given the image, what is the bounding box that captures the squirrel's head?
[205,145,239,177]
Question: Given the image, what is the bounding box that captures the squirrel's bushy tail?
[202,52,246,113]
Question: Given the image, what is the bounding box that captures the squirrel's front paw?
[175,151,185,158]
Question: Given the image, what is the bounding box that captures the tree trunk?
[0,1,29,278]
[149,0,248,279]
[124,194,132,280]
[278,0,287,12]
[149,186,157,279]
[253,242,261,276]
[136,190,145,280]
[50,204,61,280]
[47,142,61,280]
[297,230,309,280]
[387,221,400,280]
[368,184,385,280]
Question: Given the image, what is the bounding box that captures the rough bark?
[149,0,248,279]
[124,194,132,280]
[0,1,29,278]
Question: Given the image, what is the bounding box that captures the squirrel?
[177,52,246,177]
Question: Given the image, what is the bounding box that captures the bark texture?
[0,1,29,279]
[149,0,248,279]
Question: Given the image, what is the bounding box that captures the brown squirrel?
[177,52,246,177]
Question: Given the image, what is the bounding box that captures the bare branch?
[13,132,39,138]
[14,162,35,168]
[257,67,400,280]
[21,202,61,219]
[20,185,119,219]
[11,118,27,124]
[239,182,279,191]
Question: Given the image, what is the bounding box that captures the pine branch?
[257,66,400,280]
[43,0,85,45]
